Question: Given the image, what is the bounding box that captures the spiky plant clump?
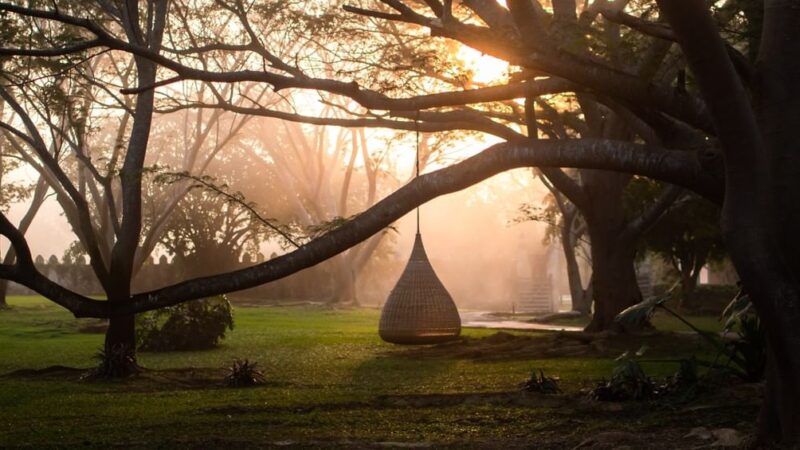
[86,344,140,379]
[522,369,561,394]
[224,359,265,387]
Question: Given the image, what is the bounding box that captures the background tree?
[0,99,44,308]
[517,172,592,316]
[638,186,726,310]
[245,119,388,305]
[156,182,266,280]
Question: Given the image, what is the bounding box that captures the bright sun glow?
[455,45,510,85]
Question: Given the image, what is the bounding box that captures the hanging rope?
[415,111,420,234]
[378,109,461,345]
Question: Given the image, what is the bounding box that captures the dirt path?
[461,311,583,332]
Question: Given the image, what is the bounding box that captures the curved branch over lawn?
[3,138,720,318]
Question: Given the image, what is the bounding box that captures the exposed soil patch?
[395,330,708,361]
[4,365,86,378]
[3,365,231,390]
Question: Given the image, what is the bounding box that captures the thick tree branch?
[599,9,753,84]
[4,136,720,317]
[0,212,35,271]
[541,166,588,210]
[462,0,517,31]
[119,138,716,314]
[624,184,683,239]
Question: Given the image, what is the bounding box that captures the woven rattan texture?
[379,233,461,345]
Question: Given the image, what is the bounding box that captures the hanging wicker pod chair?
[379,233,461,345]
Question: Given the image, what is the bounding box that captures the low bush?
[136,295,234,351]
[592,356,654,401]
[591,352,702,402]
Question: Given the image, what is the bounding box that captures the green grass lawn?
[0,296,757,449]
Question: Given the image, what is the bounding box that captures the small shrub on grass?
[224,359,265,387]
[591,350,705,402]
[522,369,560,394]
[664,357,704,401]
[136,295,233,351]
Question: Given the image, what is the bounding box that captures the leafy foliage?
[614,293,668,328]
[591,355,655,401]
[721,292,766,382]
[616,288,766,382]
[633,180,726,307]
[224,359,265,388]
[154,170,301,250]
[591,349,702,402]
[136,295,234,352]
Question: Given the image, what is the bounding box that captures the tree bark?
[0,280,8,309]
[561,206,591,315]
[584,229,641,332]
[657,1,800,443]
[580,168,645,332]
[104,314,136,354]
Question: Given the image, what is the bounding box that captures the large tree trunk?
[751,3,800,441]
[105,314,136,354]
[733,260,800,445]
[584,234,641,332]
[100,280,138,377]
[759,320,800,445]
[0,280,8,309]
[658,1,800,443]
[581,170,644,332]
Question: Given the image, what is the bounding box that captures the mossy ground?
[0,296,758,449]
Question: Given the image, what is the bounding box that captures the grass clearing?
[0,296,758,448]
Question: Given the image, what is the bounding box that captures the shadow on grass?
[385,330,715,362]
[3,365,294,392]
